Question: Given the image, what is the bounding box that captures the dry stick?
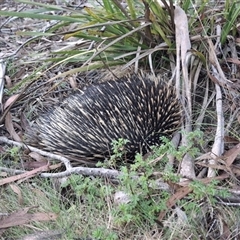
[41,166,120,179]
[174,6,195,179]
[0,136,171,190]
[208,72,224,178]
[0,136,72,170]
[0,136,119,179]
[0,60,6,112]
[207,37,226,178]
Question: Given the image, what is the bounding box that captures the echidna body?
[31,74,181,163]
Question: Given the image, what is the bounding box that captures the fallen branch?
[0,136,72,170]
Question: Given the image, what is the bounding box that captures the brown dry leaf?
[196,145,240,175]
[224,136,240,144]
[69,75,78,89]
[197,158,239,179]
[3,94,20,110]
[224,143,240,167]
[49,162,62,170]
[29,152,48,162]
[23,160,48,170]
[0,207,58,229]
[231,166,240,177]
[232,168,240,177]
[4,75,12,88]
[5,112,22,142]
[158,174,229,221]
[0,164,50,186]
[236,37,240,44]
[220,218,232,240]
[20,112,30,132]
[226,58,240,65]
[32,187,50,203]
[158,185,192,221]
[196,152,212,161]
[196,161,229,171]
[23,160,62,171]
[9,184,23,205]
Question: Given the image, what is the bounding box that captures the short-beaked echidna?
[29,74,181,164]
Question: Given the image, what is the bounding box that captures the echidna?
[29,74,181,164]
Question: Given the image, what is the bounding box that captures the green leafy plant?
[92,226,118,240]
[189,180,230,203]
[109,138,130,166]
[0,146,21,166]
[221,0,240,44]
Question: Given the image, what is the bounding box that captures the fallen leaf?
[4,75,12,88]
[5,112,22,142]
[226,58,240,65]
[9,184,23,205]
[29,152,48,162]
[69,76,78,89]
[22,160,48,170]
[0,164,50,186]
[158,185,192,221]
[3,94,20,110]
[224,143,240,167]
[158,173,229,221]
[0,207,58,229]
[224,136,240,144]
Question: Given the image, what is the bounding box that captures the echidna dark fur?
[30,74,182,164]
